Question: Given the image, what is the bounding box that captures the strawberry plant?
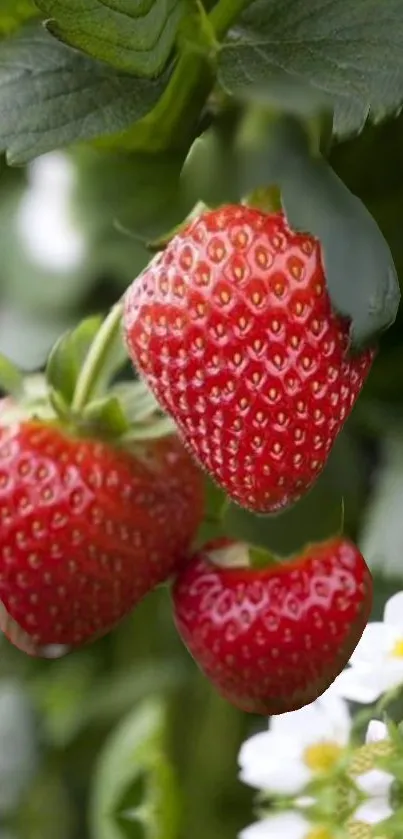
[0,2,402,839]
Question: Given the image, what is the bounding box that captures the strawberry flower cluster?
[239,701,396,838]
[238,592,403,838]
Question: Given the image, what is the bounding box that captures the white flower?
[354,769,394,825]
[366,720,388,744]
[239,812,328,839]
[333,592,403,703]
[238,689,351,796]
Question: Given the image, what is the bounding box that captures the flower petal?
[349,623,400,666]
[353,799,393,825]
[239,821,272,839]
[238,732,311,795]
[270,690,351,746]
[384,591,403,627]
[366,720,389,744]
[332,663,403,703]
[355,768,394,799]
[239,813,310,839]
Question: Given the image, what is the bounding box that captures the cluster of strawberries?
[0,206,374,715]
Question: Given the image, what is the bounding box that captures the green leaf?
[46,316,102,405]
[279,120,400,346]
[0,353,24,397]
[0,25,171,164]
[0,0,37,34]
[36,0,184,78]
[237,113,400,346]
[90,698,180,839]
[219,0,403,137]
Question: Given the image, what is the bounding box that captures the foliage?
[0,2,403,839]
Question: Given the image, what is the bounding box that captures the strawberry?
[124,205,374,514]
[172,538,373,715]
[0,417,203,657]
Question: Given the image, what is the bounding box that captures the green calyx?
[248,545,279,569]
[0,303,174,445]
[207,541,279,571]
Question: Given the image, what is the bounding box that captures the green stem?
[71,302,124,413]
[209,0,254,39]
[97,0,251,157]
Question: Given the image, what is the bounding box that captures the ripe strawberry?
[0,418,203,657]
[172,538,373,715]
[124,205,374,513]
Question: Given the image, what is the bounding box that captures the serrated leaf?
[0,0,37,35]
[0,353,24,397]
[36,0,184,78]
[219,0,403,138]
[0,26,171,164]
[90,699,180,839]
[46,316,102,405]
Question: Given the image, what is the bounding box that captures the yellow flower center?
[392,638,403,657]
[304,741,343,772]
[307,829,333,839]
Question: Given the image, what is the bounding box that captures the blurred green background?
[1,113,403,839]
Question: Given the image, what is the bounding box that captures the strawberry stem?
[208,0,255,39]
[71,302,124,413]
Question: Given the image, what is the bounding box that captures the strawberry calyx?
[206,539,279,570]
[0,303,175,446]
[206,535,354,572]
[245,184,282,214]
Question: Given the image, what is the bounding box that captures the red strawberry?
[0,418,203,657]
[172,538,373,715]
[124,206,374,514]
